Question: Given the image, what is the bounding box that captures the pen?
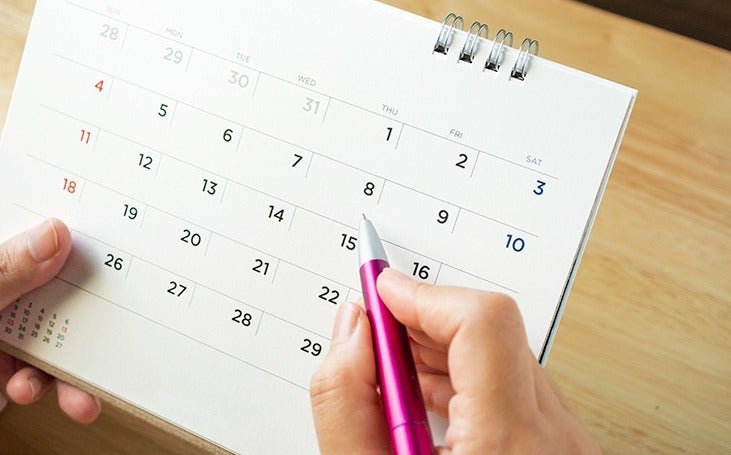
[358,215,434,455]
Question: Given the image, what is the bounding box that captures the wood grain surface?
[1,0,729,453]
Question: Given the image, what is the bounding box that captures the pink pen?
[358,215,434,455]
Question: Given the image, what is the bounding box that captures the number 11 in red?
[80,129,91,144]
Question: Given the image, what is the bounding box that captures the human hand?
[0,219,101,423]
[310,268,602,454]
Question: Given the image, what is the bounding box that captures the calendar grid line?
[218,178,230,204]
[139,202,149,229]
[187,282,199,309]
[321,97,332,124]
[433,263,444,286]
[168,100,179,126]
[120,24,129,49]
[251,71,262,98]
[394,123,405,150]
[49,275,308,391]
[451,207,462,234]
[89,126,101,157]
[469,148,480,177]
[153,152,162,178]
[105,76,115,101]
[376,178,387,205]
[270,259,281,284]
[287,206,298,231]
[254,312,263,336]
[45,56,541,238]
[244,125,313,157]
[304,151,314,178]
[184,47,194,73]
[235,125,245,152]
[124,255,134,280]
[203,229,214,256]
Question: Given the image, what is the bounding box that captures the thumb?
[0,218,72,309]
[310,302,391,454]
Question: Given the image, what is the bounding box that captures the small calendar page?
[0,0,635,453]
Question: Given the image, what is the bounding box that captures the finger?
[0,351,14,391]
[310,302,390,454]
[377,268,533,395]
[0,218,72,309]
[408,328,447,353]
[412,342,448,373]
[5,365,54,404]
[418,372,454,417]
[378,267,526,348]
[0,352,11,413]
[56,381,101,424]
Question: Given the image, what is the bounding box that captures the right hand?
[310,267,602,454]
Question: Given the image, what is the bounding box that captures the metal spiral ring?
[510,37,539,80]
[459,21,489,64]
[484,29,513,71]
[433,13,464,55]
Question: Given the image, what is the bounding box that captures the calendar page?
[0,0,636,453]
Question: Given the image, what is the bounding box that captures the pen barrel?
[359,260,433,455]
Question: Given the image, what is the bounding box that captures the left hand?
[0,218,101,423]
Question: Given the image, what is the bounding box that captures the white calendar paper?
[0,0,636,453]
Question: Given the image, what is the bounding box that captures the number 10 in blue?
[505,234,525,252]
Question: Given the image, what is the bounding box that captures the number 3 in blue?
[533,180,546,195]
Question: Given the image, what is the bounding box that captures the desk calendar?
[0,0,636,452]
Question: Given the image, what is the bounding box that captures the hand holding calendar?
[0,0,635,452]
[0,218,100,423]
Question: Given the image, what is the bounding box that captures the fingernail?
[332,302,359,343]
[0,393,7,412]
[28,376,43,398]
[26,219,60,263]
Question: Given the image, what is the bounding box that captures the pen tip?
[362,213,367,220]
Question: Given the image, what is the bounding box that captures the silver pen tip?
[362,213,367,220]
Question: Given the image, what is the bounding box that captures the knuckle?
[309,365,349,402]
[471,291,521,326]
[0,243,21,285]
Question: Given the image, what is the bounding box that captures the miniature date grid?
[0,300,69,350]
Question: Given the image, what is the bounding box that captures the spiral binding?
[434,13,539,80]
[485,29,513,72]
[459,21,488,64]
[433,13,463,54]
[511,38,539,80]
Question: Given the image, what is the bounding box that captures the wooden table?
[1,0,729,453]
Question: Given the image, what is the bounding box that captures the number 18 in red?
[62,178,77,194]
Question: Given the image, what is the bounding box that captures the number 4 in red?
[94,80,104,92]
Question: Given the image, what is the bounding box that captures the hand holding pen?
[310,218,602,454]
